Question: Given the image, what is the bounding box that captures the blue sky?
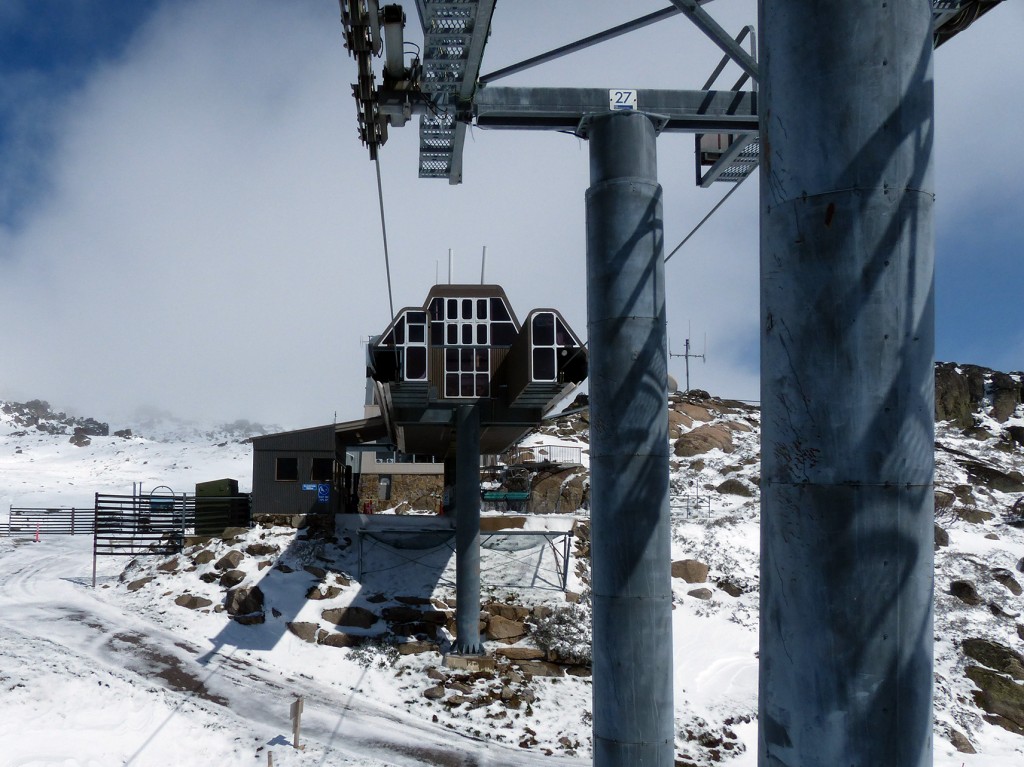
[0,0,1021,427]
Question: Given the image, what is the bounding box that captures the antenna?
[480,245,487,284]
[448,248,453,284]
[669,333,706,393]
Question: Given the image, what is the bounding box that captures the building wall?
[251,425,337,517]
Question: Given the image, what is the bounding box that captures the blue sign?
[317,484,330,503]
[301,483,317,491]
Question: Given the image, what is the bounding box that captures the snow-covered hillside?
[1,369,1022,766]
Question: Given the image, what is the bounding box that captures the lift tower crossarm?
[472,87,758,134]
[669,0,760,82]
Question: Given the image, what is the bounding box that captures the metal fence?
[501,444,584,466]
[1,507,94,537]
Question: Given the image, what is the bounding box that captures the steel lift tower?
[336,2,1007,765]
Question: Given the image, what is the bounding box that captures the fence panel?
[3,507,94,537]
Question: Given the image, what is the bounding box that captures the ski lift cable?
[372,152,395,319]
[664,170,750,265]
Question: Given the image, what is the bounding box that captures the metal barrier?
[501,444,584,466]
[91,492,251,586]
[2,507,94,537]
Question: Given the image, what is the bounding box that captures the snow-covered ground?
[1,383,1023,766]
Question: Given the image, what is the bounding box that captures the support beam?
[473,87,757,133]
[585,111,673,767]
[758,1,935,765]
[453,404,483,654]
[669,0,760,81]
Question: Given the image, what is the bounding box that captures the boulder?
[192,550,216,565]
[320,632,358,648]
[963,638,1024,681]
[515,660,565,678]
[965,666,1024,734]
[156,557,179,573]
[226,585,264,617]
[245,542,279,557]
[214,550,243,571]
[220,569,246,588]
[934,524,949,549]
[992,569,1023,597]
[487,615,527,642]
[495,647,546,661]
[126,577,153,592]
[423,685,446,700]
[715,478,753,497]
[306,584,344,601]
[950,580,983,606]
[287,622,319,643]
[672,559,709,583]
[687,588,714,600]
[674,423,734,457]
[175,594,213,610]
[322,606,378,629]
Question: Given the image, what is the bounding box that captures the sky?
[0,0,1021,430]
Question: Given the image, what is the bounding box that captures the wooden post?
[290,696,304,750]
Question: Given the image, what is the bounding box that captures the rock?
[484,602,531,621]
[175,594,213,610]
[495,647,547,661]
[423,684,446,700]
[287,622,319,643]
[990,372,1021,423]
[934,490,955,510]
[220,569,246,588]
[395,638,436,651]
[935,363,976,429]
[715,478,753,497]
[156,557,179,573]
[947,726,975,754]
[674,423,734,457]
[716,580,744,597]
[1017,557,1024,574]
[672,559,709,583]
[515,660,565,678]
[687,588,714,600]
[306,584,343,600]
[214,550,243,571]
[956,507,995,524]
[226,585,264,617]
[934,524,949,549]
[114,428,133,439]
[245,542,278,556]
[992,569,1023,596]
[320,632,358,648]
[321,606,378,629]
[69,433,91,447]
[963,638,1024,681]
[950,580,983,606]
[126,577,153,592]
[487,615,527,642]
[965,666,1024,734]
[193,550,216,565]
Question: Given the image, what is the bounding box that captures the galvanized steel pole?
[454,404,483,654]
[758,2,935,765]
[586,110,673,767]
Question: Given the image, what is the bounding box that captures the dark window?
[310,458,333,482]
[461,323,473,344]
[476,324,488,345]
[431,322,444,345]
[556,318,573,346]
[533,348,556,381]
[475,374,489,397]
[392,317,405,344]
[447,298,458,319]
[477,298,488,319]
[447,323,458,344]
[378,475,392,501]
[430,298,444,321]
[533,312,555,345]
[490,298,511,321]
[276,457,298,482]
[407,311,426,324]
[406,346,427,379]
[462,298,472,318]
[445,373,460,397]
[491,322,516,346]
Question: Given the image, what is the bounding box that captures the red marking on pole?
[35,523,40,543]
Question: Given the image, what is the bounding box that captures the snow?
[2,389,1023,765]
